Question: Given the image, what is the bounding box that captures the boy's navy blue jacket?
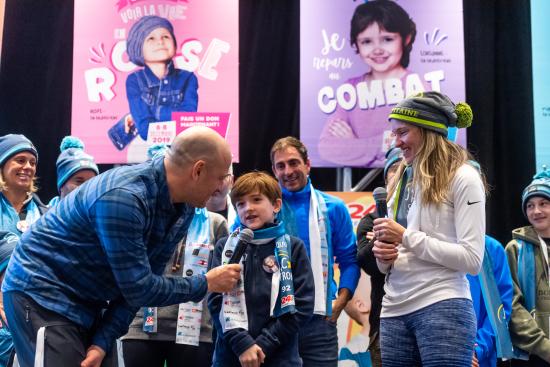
[208,234,314,366]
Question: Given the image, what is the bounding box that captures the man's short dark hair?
[270,136,308,165]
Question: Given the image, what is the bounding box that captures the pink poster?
[72,0,239,163]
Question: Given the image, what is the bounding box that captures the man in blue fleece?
[2,127,241,367]
[271,136,360,367]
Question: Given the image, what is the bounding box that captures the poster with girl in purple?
[301,0,465,167]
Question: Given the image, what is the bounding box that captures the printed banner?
[328,192,375,365]
[72,0,239,163]
[531,0,550,170]
[301,0,466,167]
[328,191,375,232]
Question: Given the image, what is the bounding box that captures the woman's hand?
[372,240,399,264]
[373,218,406,244]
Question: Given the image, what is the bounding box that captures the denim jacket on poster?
[126,61,198,140]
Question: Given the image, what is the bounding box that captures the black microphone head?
[373,187,387,202]
[238,228,254,243]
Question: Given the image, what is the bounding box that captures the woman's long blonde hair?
[387,129,485,206]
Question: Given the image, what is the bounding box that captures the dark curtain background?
[0,0,535,244]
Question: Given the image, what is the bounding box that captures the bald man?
[2,127,240,367]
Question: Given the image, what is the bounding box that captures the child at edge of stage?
[208,171,314,367]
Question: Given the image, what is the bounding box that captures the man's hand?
[81,345,105,367]
[205,264,241,293]
[239,344,265,367]
[471,351,479,367]
[0,304,6,328]
[329,288,352,323]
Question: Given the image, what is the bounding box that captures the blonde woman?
[0,134,46,366]
[372,92,486,366]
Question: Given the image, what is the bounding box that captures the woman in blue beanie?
[124,15,198,147]
[371,91,486,366]
[0,134,47,367]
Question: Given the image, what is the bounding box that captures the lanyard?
[538,235,550,287]
[391,166,411,221]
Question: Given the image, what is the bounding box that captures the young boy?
[505,169,550,366]
[208,171,314,367]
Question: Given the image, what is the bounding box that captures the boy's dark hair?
[270,136,308,165]
[350,0,417,68]
[230,171,281,207]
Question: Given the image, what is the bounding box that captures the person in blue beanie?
[271,136,360,367]
[0,134,47,367]
[467,235,513,367]
[125,15,198,143]
[48,136,99,207]
[506,168,550,366]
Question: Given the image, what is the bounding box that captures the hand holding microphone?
[372,187,405,243]
[205,229,254,293]
[372,187,403,264]
[228,228,253,264]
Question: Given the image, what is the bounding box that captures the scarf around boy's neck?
[220,222,296,332]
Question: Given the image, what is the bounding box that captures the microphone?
[373,187,388,218]
[228,228,254,264]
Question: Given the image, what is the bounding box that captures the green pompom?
[455,102,473,128]
[60,136,85,152]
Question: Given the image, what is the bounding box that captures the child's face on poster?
[355,22,405,76]
[142,27,176,65]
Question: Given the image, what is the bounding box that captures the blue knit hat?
[0,134,38,167]
[127,16,176,67]
[384,146,403,181]
[56,136,99,192]
[522,168,550,217]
